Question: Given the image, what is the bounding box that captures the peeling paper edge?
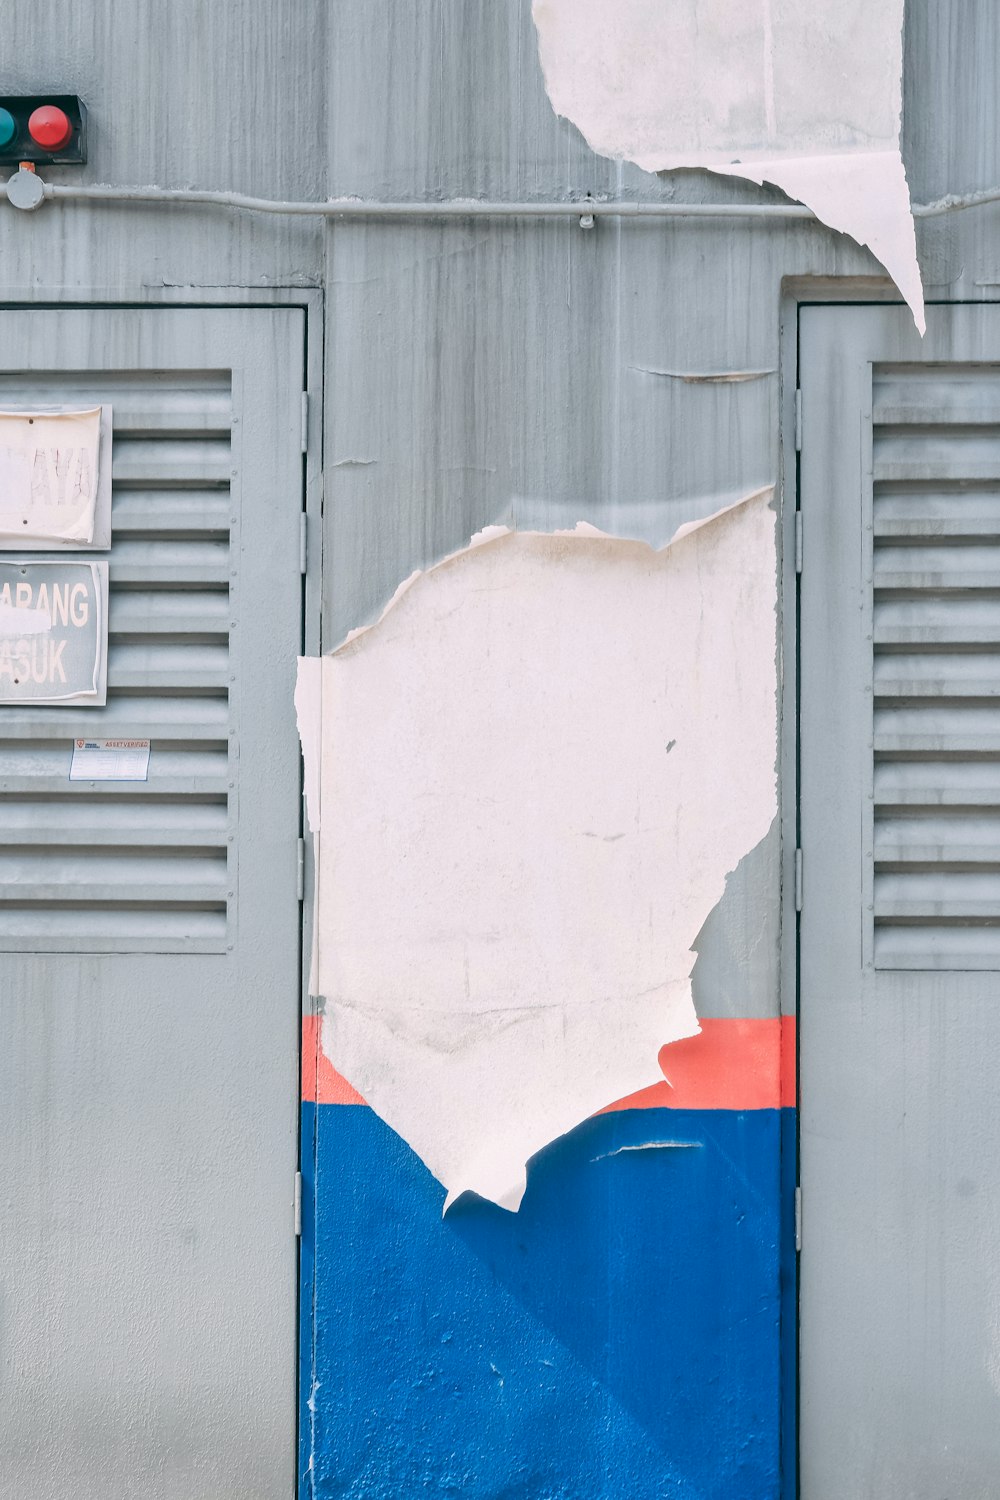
[328,487,775,659]
[439,1026,694,1212]
[707,152,925,336]
[0,405,102,420]
[530,3,923,332]
[294,657,323,836]
[294,656,323,997]
[608,146,923,334]
[0,529,94,545]
[336,524,512,654]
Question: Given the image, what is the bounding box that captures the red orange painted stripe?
[302,1014,366,1104]
[302,1013,796,1111]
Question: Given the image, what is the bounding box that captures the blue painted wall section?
[300,1101,791,1499]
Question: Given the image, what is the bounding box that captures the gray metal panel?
[6,0,1000,1487]
[0,369,236,951]
[0,308,304,1499]
[799,303,1000,1498]
[870,363,1000,967]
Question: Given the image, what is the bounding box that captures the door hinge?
[301,392,310,454]
[299,512,308,575]
[794,847,803,912]
[794,1185,802,1252]
[794,388,802,452]
[794,509,803,574]
[297,836,305,901]
[294,1171,303,1237]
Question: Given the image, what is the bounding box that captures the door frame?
[0,286,325,1497]
[780,284,908,1500]
[778,284,1000,1498]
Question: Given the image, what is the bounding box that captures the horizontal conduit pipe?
[5,174,999,220]
[39,185,818,218]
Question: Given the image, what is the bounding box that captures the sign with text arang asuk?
[0,561,108,705]
[0,406,112,548]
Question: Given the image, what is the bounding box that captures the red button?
[27,105,72,151]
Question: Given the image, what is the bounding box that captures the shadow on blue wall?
[300,1102,784,1500]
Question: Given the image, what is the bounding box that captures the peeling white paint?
[293,656,323,837]
[295,655,324,999]
[296,488,777,1211]
[505,488,775,549]
[532,0,924,332]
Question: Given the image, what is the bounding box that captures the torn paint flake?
[293,657,323,836]
[590,1141,703,1162]
[532,0,924,333]
[627,366,776,383]
[295,488,778,1212]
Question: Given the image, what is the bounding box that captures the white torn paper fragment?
[0,408,103,544]
[0,603,51,635]
[532,0,924,332]
[294,655,324,996]
[294,656,324,836]
[296,488,777,1211]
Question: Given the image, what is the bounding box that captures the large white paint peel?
[532,0,924,332]
[296,489,778,1211]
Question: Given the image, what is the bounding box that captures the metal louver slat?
[112,492,231,537]
[106,538,230,586]
[872,364,1000,968]
[0,369,234,952]
[112,438,232,487]
[109,590,230,638]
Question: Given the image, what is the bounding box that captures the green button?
[0,110,16,150]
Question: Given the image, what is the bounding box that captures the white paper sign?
[70,738,150,782]
[0,407,109,546]
[0,560,108,705]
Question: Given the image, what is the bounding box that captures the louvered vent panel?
[872,365,1000,969]
[0,373,233,952]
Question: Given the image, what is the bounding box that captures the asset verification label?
[69,737,150,781]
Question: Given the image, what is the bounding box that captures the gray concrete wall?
[1,0,326,290]
[2,4,999,1494]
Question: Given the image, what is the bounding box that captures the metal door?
[0,307,305,1499]
[799,303,1000,1497]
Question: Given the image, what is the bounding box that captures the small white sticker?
[70,738,150,782]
